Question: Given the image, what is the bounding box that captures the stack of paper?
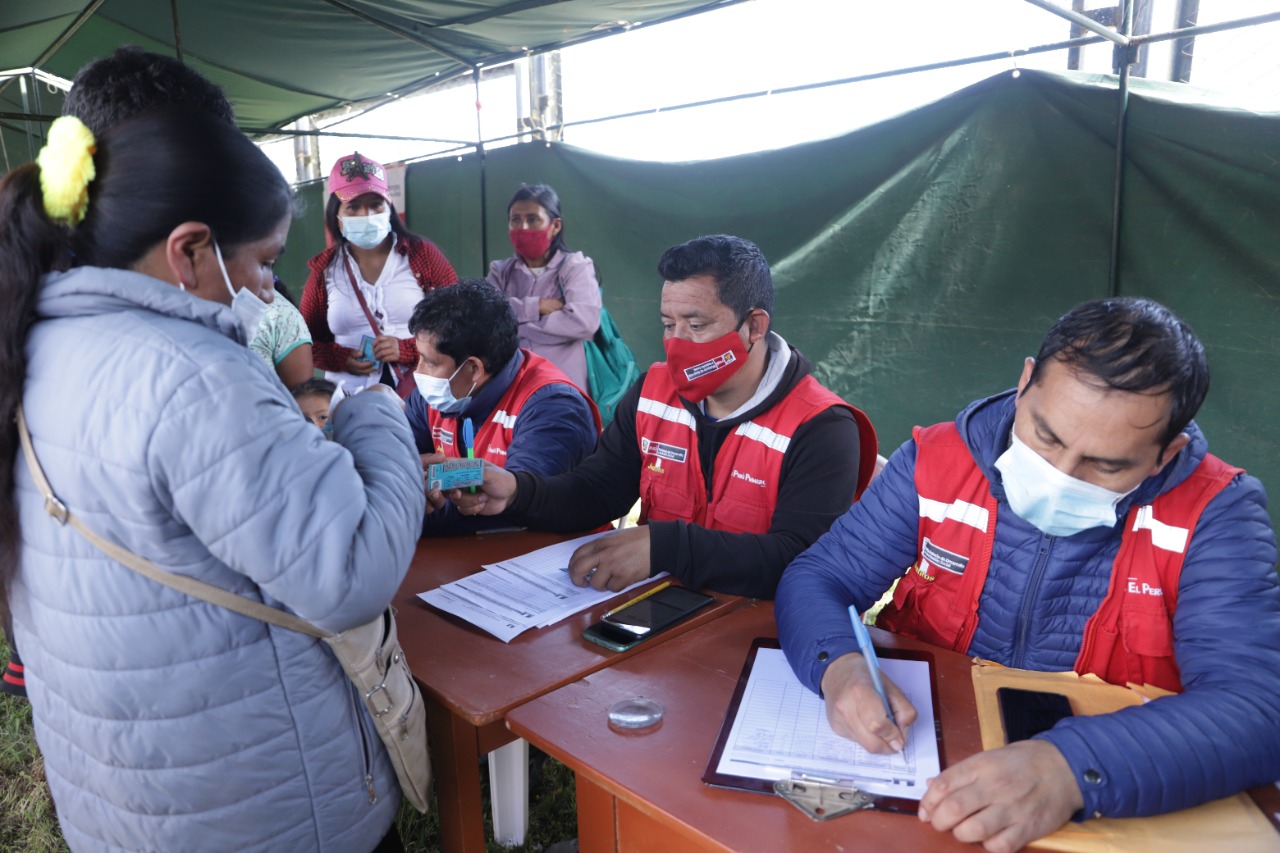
[419,532,666,643]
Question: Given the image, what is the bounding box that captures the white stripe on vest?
[491,410,517,429]
[734,421,791,453]
[638,397,696,431]
[918,495,990,531]
[1130,505,1190,553]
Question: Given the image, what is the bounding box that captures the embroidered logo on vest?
[731,469,767,488]
[433,426,454,447]
[487,445,508,457]
[641,437,688,464]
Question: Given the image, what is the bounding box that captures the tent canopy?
[0,0,733,129]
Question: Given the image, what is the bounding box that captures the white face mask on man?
[994,430,1138,537]
[213,241,271,343]
[413,360,476,415]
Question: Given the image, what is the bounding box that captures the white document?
[715,648,940,800]
[419,532,665,642]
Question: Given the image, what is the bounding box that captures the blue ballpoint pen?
[848,605,897,728]
[462,418,477,494]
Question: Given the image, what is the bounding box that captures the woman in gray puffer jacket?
[0,108,425,852]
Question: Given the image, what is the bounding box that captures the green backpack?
[584,293,639,427]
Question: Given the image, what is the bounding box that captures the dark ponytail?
[0,108,292,609]
[0,165,70,618]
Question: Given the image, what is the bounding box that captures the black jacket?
[505,345,862,598]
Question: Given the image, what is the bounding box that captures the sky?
[260,0,1280,180]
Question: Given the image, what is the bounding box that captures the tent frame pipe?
[1023,0,1131,45]
[1108,0,1136,298]
[319,0,475,67]
[475,68,489,268]
[0,0,107,100]
[485,34,1107,146]
[1169,0,1200,83]
[170,0,185,64]
[1130,9,1280,46]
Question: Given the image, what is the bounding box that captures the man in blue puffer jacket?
[777,297,1280,851]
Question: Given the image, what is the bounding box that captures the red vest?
[876,422,1240,693]
[427,350,600,462]
[635,366,877,535]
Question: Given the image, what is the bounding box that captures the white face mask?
[213,241,271,343]
[994,429,1137,538]
[341,210,392,250]
[413,361,476,415]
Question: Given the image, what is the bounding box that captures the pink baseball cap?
[328,152,389,203]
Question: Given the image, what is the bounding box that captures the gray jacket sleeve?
[148,359,425,633]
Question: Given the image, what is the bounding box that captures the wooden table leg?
[575,772,618,853]
[427,696,486,853]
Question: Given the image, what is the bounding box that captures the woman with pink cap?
[301,152,457,395]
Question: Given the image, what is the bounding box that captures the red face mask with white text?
[663,329,749,403]
[509,228,553,262]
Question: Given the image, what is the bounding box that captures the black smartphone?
[997,687,1074,742]
[583,586,714,652]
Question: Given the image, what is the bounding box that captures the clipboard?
[701,638,944,818]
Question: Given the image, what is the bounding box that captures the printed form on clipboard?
[703,640,943,815]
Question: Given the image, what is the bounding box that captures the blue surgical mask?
[413,361,476,415]
[341,210,392,250]
[994,430,1137,537]
[213,241,271,343]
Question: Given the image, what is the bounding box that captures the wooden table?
[393,531,747,853]
[505,599,986,852]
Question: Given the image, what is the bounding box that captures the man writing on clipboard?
[777,298,1280,851]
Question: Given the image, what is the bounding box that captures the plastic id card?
[427,459,485,492]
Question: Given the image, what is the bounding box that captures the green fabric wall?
[276,69,1280,530]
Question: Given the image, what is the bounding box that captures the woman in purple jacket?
[487,184,602,393]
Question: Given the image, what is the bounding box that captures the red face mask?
[509,228,553,262]
[663,329,749,403]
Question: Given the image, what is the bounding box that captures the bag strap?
[343,252,383,338]
[15,405,329,640]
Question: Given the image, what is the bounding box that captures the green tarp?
[0,0,732,131]
[277,69,1280,528]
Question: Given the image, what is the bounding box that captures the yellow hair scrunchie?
[36,116,97,226]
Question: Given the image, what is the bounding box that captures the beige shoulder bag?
[16,406,432,813]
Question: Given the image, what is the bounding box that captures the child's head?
[292,378,337,431]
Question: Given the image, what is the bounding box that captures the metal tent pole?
[170,0,185,64]
[475,68,489,269]
[0,0,107,100]
[1109,0,1137,297]
[1023,0,1131,45]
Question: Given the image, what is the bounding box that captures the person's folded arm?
[776,438,928,694]
[518,256,602,347]
[1037,474,1280,819]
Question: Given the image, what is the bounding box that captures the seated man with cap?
[407,279,599,535]
[450,234,878,598]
